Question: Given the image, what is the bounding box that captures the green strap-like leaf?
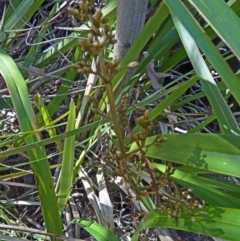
[131,207,240,241]
[58,99,76,210]
[130,134,240,177]
[0,119,109,158]
[189,0,240,60]
[164,0,240,105]
[75,219,120,241]
[172,14,239,134]
[155,163,240,208]
[0,50,63,236]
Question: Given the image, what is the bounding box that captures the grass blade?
[132,207,240,241]
[164,0,240,105]
[0,119,108,158]
[172,14,239,134]
[130,134,240,178]
[0,50,63,235]
[189,0,240,60]
[155,164,240,208]
[75,219,120,241]
[57,99,76,210]
[34,94,64,152]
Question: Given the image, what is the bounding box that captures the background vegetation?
[0,0,240,241]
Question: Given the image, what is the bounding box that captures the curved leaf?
[57,99,76,210]
[132,207,240,241]
[189,0,240,60]
[164,0,240,105]
[130,134,240,177]
[154,163,240,208]
[75,219,120,241]
[172,14,239,134]
[0,50,62,235]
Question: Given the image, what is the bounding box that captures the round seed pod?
[79,13,88,22]
[91,108,99,114]
[80,60,86,66]
[144,110,150,119]
[93,41,99,47]
[77,68,85,74]
[92,25,100,36]
[137,117,146,127]
[127,61,139,69]
[138,133,146,141]
[87,32,93,43]
[94,8,103,20]
[136,106,146,112]
[81,41,91,51]
[111,39,117,44]
[67,7,79,16]
[92,17,100,29]
[83,66,91,73]
[159,137,168,143]
[198,204,203,209]
[131,134,138,141]
[98,36,106,47]
[107,60,114,69]
[193,200,199,206]
[147,124,152,132]
[101,18,109,24]
[72,64,81,69]
[113,57,120,66]
[79,1,88,12]
[104,25,110,33]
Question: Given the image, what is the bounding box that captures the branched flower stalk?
[69,1,130,175]
[97,52,126,164]
[68,0,203,223]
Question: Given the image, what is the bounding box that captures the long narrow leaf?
[75,219,120,241]
[130,134,240,178]
[172,14,239,134]
[132,207,240,241]
[58,99,76,210]
[34,94,64,152]
[154,163,240,208]
[0,119,108,158]
[0,50,63,235]
[164,0,240,105]
[189,0,240,60]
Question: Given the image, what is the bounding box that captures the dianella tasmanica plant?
[68,0,202,224]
